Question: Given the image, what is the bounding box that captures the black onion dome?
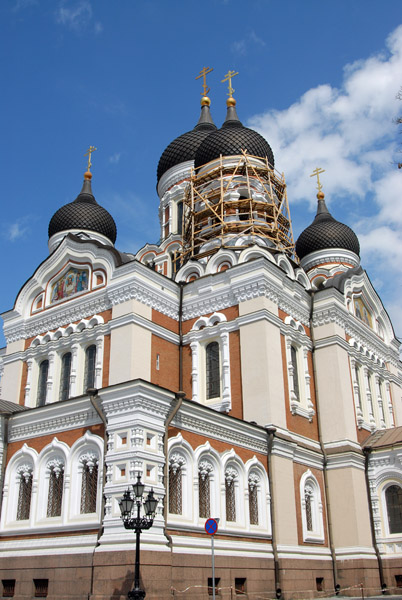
[157,102,217,183]
[194,101,275,169]
[296,195,360,260]
[48,176,117,244]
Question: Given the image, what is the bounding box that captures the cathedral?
[0,73,401,600]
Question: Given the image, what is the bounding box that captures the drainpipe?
[363,447,387,593]
[178,282,184,391]
[309,291,339,594]
[163,391,185,549]
[0,415,9,518]
[87,388,108,600]
[266,426,282,599]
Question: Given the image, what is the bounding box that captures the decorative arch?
[245,457,271,533]
[299,470,324,543]
[167,434,194,522]
[68,431,104,519]
[1,444,38,528]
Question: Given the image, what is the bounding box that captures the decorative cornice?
[8,398,101,442]
[171,400,268,455]
[312,303,399,367]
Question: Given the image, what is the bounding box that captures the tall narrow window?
[248,474,260,526]
[84,345,96,392]
[59,352,72,401]
[37,360,49,407]
[47,462,64,517]
[291,346,299,401]
[206,342,220,400]
[305,487,313,531]
[199,461,213,519]
[169,466,182,514]
[354,366,362,409]
[225,468,237,522]
[80,455,98,514]
[177,201,183,235]
[386,485,402,534]
[16,467,33,521]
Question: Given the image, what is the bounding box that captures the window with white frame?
[198,460,213,519]
[188,313,231,412]
[37,359,49,407]
[59,352,72,401]
[285,337,314,421]
[168,453,186,515]
[84,345,97,392]
[225,466,238,523]
[300,470,324,543]
[206,342,220,400]
[46,459,64,517]
[248,472,260,526]
[80,453,99,514]
[16,465,33,521]
[385,484,402,535]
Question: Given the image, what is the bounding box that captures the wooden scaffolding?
[178,151,295,265]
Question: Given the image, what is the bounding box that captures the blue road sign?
[205,518,218,535]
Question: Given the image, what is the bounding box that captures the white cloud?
[248,25,402,337]
[12,0,37,11]
[4,220,29,241]
[109,152,121,165]
[55,0,102,34]
[231,29,266,56]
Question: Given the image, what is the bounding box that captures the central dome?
[194,100,275,169]
[157,100,217,183]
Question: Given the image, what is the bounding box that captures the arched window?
[300,470,324,542]
[37,360,49,406]
[305,488,313,531]
[386,485,402,534]
[169,454,185,515]
[291,346,299,401]
[84,345,96,392]
[199,461,213,519]
[80,454,99,514]
[59,352,72,401]
[177,201,183,235]
[16,465,33,521]
[47,460,64,517]
[206,342,220,400]
[225,467,237,522]
[248,473,260,526]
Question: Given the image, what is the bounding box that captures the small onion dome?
[48,171,117,244]
[295,192,360,260]
[157,97,217,183]
[194,97,275,169]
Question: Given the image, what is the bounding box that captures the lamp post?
[119,474,159,600]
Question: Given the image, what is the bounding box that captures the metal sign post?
[205,518,219,600]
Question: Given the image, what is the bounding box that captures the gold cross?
[221,70,239,97]
[84,146,97,172]
[310,167,325,193]
[196,66,213,96]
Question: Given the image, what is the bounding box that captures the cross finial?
[222,70,239,97]
[84,146,97,172]
[196,66,213,96]
[310,167,326,193]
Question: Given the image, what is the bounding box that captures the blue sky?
[1,0,402,347]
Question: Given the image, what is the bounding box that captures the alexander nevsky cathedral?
[0,70,401,600]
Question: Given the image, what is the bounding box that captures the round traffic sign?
[205,518,218,535]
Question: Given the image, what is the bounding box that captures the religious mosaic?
[354,296,372,328]
[50,267,89,303]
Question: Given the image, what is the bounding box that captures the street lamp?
[119,474,159,600]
